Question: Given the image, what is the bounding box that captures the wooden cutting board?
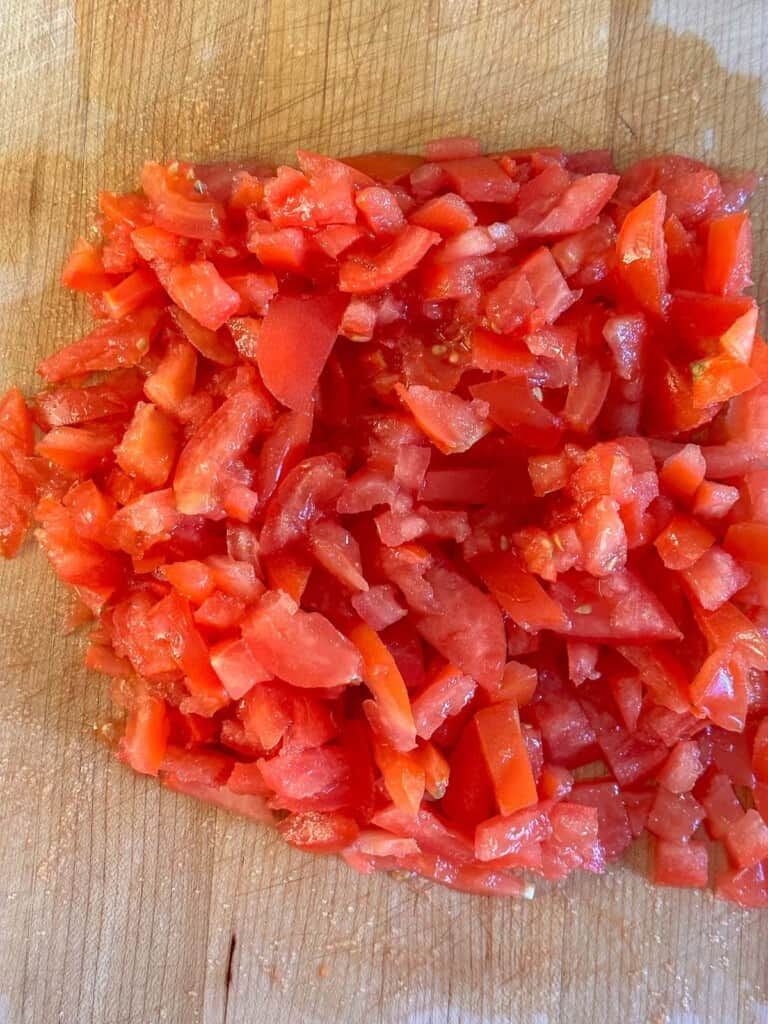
[1,2,767,1021]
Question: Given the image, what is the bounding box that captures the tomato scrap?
[2,141,767,904]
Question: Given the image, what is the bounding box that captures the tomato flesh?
[2,143,768,904]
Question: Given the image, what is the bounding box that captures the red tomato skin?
[475,701,538,816]
[704,212,752,296]
[616,190,668,316]
[258,292,347,411]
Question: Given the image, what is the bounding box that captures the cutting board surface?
[1,2,768,1022]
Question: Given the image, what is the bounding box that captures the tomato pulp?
[2,140,767,905]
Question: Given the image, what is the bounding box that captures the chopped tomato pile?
[3,139,768,904]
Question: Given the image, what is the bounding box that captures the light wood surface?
[1,2,768,1022]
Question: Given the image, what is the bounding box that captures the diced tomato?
[355,187,406,235]
[724,809,768,869]
[470,377,563,449]
[715,862,768,908]
[278,811,359,853]
[339,226,440,293]
[485,247,576,333]
[131,224,189,263]
[34,371,143,429]
[37,307,162,383]
[350,584,405,631]
[115,402,178,487]
[474,701,537,816]
[704,212,752,296]
[210,637,271,699]
[475,805,552,862]
[616,190,668,316]
[349,621,416,752]
[659,443,706,503]
[167,262,241,332]
[118,686,169,776]
[103,267,163,319]
[37,422,122,476]
[396,384,488,454]
[526,174,619,237]
[258,291,346,411]
[497,659,538,705]
[61,238,116,292]
[693,480,739,520]
[315,224,365,258]
[439,157,518,203]
[371,743,424,815]
[161,559,215,604]
[174,386,273,515]
[681,545,750,611]
[341,152,424,182]
[8,140,768,905]
[541,802,605,877]
[409,664,475,740]
[654,514,714,570]
[261,454,346,554]
[140,162,226,239]
[259,744,353,813]
[414,562,506,690]
[653,839,709,888]
[659,740,704,794]
[474,550,567,631]
[409,192,477,236]
[310,519,367,592]
[149,590,228,715]
[646,788,704,842]
[440,716,496,828]
[243,590,362,689]
[247,219,310,272]
[569,780,632,860]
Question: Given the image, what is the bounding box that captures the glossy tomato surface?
[2,139,766,904]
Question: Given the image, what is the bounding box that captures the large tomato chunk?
[242,590,363,689]
[37,307,162,383]
[257,292,347,410]
[413,563,506,690]
[616,190,668,316]
[174,385,273,516]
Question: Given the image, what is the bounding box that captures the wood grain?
[1,1,768,1022]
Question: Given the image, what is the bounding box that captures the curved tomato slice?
[339,226,440,293]
[616,190,668,316]
[258,291,346,410]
